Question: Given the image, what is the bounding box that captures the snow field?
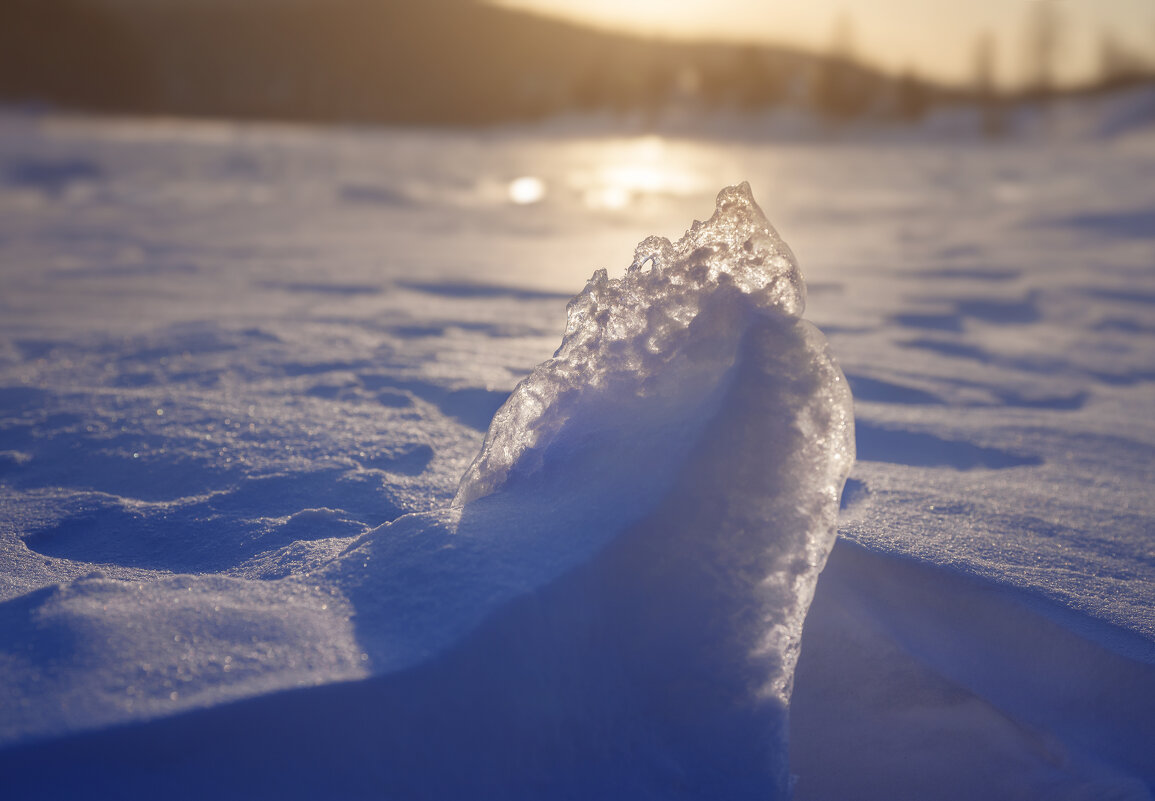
[1,103,1153,798]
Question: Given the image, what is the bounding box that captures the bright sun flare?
[492,0,727,38]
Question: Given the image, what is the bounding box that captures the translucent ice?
[443,183,855,792]
[457,182,811,506]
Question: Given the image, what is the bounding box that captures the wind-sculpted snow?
[0,176,854,790]
[456,182,808,506]
[354,183,855,793]
[9,112,1155,799]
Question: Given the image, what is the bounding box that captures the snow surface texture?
[323,184,854,797]
[457,181,852,697]
[1,103,1154,799]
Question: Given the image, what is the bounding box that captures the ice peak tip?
[716,181,755,207]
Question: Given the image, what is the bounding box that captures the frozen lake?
[1,104,1153,798]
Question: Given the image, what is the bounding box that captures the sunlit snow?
[1,97,1153,799]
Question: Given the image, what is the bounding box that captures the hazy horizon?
[492,0,1154,88]
[3,0,1152,129]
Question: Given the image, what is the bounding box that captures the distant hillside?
[0,0,958,125]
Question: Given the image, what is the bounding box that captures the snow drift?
[1,183,854,799]
[3,110,1155,799]
[455,181,854,714]
[320,182,854,796]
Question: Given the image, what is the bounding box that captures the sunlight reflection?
[570,136,704,211]
[508,176,546,204]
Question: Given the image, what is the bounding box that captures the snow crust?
[314,186,854,793]
[453,184,851,711]
[1,105,1154,799]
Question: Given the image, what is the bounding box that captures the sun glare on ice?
[508,176,547,204]
[571,136,704,210]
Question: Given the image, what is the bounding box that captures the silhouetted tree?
[893,67,931,122]
[1098,27,1153,88]
[811,12,873,121]
[733,46,786,110]
[1024,0,1061,101]
[973,30,1004,137]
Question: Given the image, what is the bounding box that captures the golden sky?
[490,0,1154,87]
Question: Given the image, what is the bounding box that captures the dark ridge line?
[259,281,383,296]
[855,421,1042,470]
[396,280,572,302]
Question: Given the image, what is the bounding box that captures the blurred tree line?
[1,0,1151,127]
